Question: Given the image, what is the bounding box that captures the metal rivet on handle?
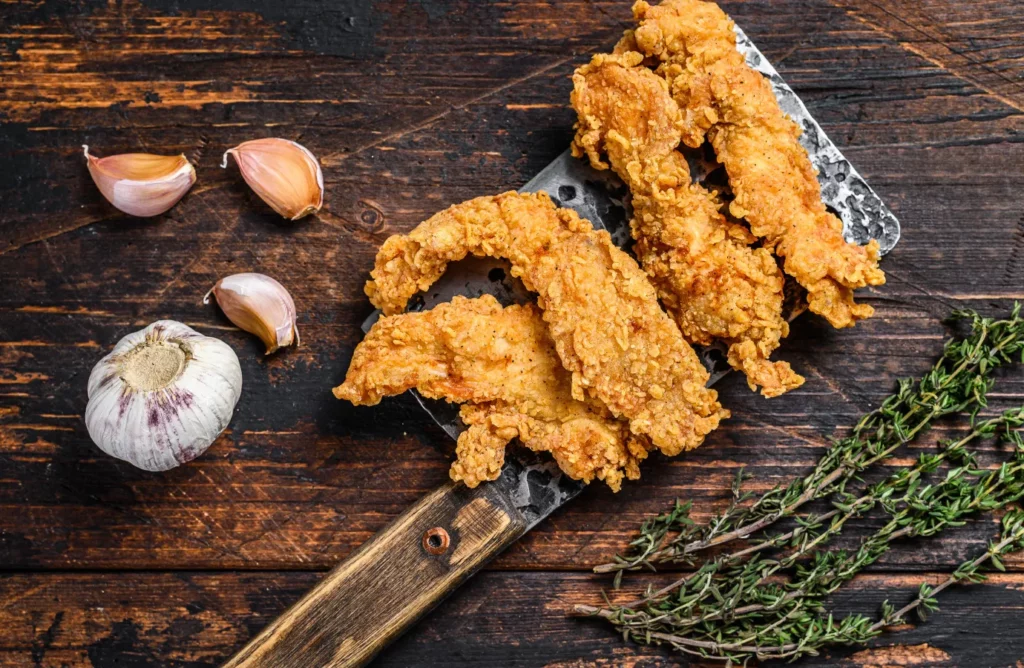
[422,527,450,555]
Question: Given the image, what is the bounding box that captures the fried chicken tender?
[333,295,649,490]
[365,191,728,456]
[571,51,802,398]
[628,0,885,328]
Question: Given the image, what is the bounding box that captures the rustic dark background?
[1,0,1023,666]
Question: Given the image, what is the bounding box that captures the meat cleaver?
[224,28,901,668]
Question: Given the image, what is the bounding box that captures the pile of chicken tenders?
[334,0,886,491]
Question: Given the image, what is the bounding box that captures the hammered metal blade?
[358,27,902,527]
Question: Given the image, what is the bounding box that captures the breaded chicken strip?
[365,191,728,456]
[628,0,885,328]
[334,295,649,490]
[572,51,802,397]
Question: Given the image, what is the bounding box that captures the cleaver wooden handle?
[223,480,527,668]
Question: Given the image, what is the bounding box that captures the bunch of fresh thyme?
[576,305,1024,664]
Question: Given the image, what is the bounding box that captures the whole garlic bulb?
[85,320,242,471]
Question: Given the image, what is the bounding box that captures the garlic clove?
[221,138,324,220]
[204,273,299,355]
[85,320,242,471]
[83,145,196,218]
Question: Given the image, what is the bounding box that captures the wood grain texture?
[1,0,1023,665]
[224,482,525,668]
[2,571,1024,667]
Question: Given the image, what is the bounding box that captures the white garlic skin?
[205,273,299,355]
[85,320,242,471]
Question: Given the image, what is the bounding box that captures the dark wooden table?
[2,0,1023,666]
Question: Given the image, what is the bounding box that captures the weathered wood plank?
[1,0,1024,575]
[0,570,1022,667]
[1,0,1023,664]
[4,371,1024,573]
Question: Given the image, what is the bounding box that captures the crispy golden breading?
[365,191,728,456]
[455,404,650,492]
[572,52,802,397]
[628,0,885,328]
[334,295,649,490]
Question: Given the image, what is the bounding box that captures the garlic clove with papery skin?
[221,138,324,220]
[83,145,196,218]
[85,320,242,471]
[204,273,299,355]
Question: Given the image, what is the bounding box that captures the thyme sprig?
[596,305,1024,578]
[578,510,1024,664]
[874,508,1024,629]
[578,305,1024,664]
[619,410,1023,611]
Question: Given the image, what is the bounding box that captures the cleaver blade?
[364,26,901,532]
